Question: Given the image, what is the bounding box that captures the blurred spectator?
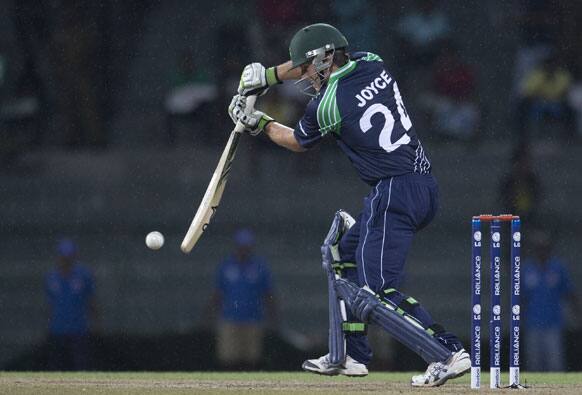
[209,229,276,370]
[0,44,43,167]
[332,0,378,52]
[212,5,255,140]
[512,0,562,96]
[499,146,541,224]
[257,0,302,64]
[255,89,305,176]
[3,58,42,126]
[263,85,320,177]
[516,53,574,142]
[164,51,217,145]
[419,43,480,141]
[49,1,107,148]
[257,0,301,26]
[567,70,582,140]
[1,59,43,149]
[0,46,6,88]
[0,44,17,166]
[10,0,49,142]
[395,0,451,69]
[523,231,581,371]
[261,89,301,128]
[45,238,97,371]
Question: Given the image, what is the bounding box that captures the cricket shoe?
[411,349,471,387]
[302,354,368,377]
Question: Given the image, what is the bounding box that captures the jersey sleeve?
[293,98,323,149]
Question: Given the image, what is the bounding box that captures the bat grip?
[234,95,258,133]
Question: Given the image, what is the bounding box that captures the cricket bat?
[180,95,257,253]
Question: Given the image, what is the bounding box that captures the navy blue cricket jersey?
[293,52,431,186]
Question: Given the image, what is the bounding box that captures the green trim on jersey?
[330,59,357,79]
[360,52,383,62]
[316,60,357,135]
[317,79,340,135]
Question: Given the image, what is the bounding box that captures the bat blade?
[180,132,240,253]
[180,95,256,253]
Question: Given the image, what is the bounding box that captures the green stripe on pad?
[406,297,418,305]
[331,262,357,271]
[342,322,366,333]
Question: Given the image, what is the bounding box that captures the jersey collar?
[330,60,357,80]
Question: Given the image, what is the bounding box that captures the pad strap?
[426,323,446,336]
[332,262,356,276]
[335,279,451,363]
[342,322,367,334]
[383,288,443,337]
[384,289,419,315]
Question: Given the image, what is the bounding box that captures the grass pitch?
[1,371,581,394]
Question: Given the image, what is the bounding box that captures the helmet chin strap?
[294,45,336,98]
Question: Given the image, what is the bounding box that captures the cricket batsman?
[228,23,470,387]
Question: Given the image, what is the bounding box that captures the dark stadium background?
[1,0,581,372]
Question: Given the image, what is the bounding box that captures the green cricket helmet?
[289,23,349,69]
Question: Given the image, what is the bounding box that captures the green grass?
[1,371,581,394]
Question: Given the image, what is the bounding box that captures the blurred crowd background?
[1,0,581,372]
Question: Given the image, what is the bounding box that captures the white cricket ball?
[145,231,164,250]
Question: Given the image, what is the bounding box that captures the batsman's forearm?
[273,61,302,81]
[264,122,306,152]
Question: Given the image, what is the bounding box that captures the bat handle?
[234,95,258,133]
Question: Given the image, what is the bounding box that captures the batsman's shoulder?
[351,51,384,63]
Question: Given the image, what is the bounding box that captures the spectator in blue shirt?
[210,228,276,369]
[523,231,580,371]
[45,238,96,370]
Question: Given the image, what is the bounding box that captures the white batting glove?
[238,63,280,96]
[228,95,274,136]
